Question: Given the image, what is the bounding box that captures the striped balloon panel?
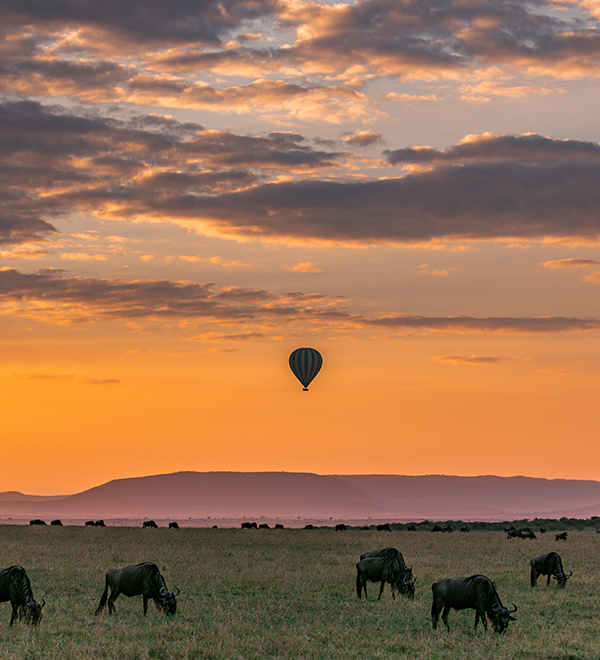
[289,347,323,389]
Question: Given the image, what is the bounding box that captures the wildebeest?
[443,525,453,533]
[507,529,522,539]
[29,519,46,526]
[530,552,572,588]
[259,523,270,529]
[522,530,537,539]
[460,525,469,533]
[431,575,517,633]
[406,524,416,531]
[0,566,45,626]
[95,520,105,527]
[142,520,158,528]
[556,531,568,541]
[431,525,443,532]
[304,524,314,530]
[540,526,547,533]
[275,523,285,529]
[50,519,63,526]
[356,547,415,600]
[168,522,179,529]
[95,562,179,617]
[85,520,95,526]
[241,521,258,529]
[377,523,391,532]
[335,523,347,531]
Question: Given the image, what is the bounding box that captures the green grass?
[0,525,597,659]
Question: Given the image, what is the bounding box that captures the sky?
[2,0,600,494]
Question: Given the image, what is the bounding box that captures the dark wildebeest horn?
[41,599,46,608]
[174,587,180,596]
[508,603,517,613]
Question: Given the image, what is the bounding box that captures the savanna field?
[0,525,597,659]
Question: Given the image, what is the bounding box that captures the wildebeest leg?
[143,595,149,615]
[547,574,551,586]
[431,598,440,629]
[107,587,120,615]
[356,571,365,599]
[530,567,538,587]
[474,608,487,631]
[441,604,452,631]
[9,602,18,626]
[377,581,385,600]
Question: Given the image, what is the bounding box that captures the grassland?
[0,524,597,659]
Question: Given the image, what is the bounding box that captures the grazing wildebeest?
[95,520,105,527]
[241,521,258,529]
[168,522,179,529]
[304,524,314,530]
[29,519,46,526]
[85,520,95,526]
[460,525,469,533]
[522,530,537,539]
[335,524,347,531]
[50,519,62,526]
[406,524,416,531]
[377,523,391,532]
[507,529,522,539]
[142,520,158,528]
[95,562,179,617]
[556,532,568,541]
[0,566,45,626]
[275,523,284,529]
[431,575,517,633]
[357,547,415,600]
[530,552,572,588]
[259,523,270,529]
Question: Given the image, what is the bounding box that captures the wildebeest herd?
[1,527,573,634]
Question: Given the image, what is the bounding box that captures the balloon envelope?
[289,348,323,391]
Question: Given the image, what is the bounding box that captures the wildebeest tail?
[95,580,109,615]
[356,567,362,598]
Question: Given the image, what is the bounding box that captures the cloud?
[433,355,503,365]
[542,258,600,269]
[0,269,598,336]
[534,368,571,376]
[287,262,325,274]
[342,131,383,147]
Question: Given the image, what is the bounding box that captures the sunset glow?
[2,0,600,494]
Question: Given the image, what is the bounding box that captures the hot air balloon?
[289,347,323,391]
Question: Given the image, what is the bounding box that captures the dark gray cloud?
[0,0,281,45]
[0,268,597,335]
[0,101,344,245]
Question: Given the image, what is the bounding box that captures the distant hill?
[2,472,600,522]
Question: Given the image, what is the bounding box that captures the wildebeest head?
[552,570,573,588]
[23,599,45,625]
[157,587,179,616]
[489,602,517,633]
[392,566,415,600]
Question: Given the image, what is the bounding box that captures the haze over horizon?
[2,1,600,495]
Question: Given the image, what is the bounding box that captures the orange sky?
[2,0,600,493]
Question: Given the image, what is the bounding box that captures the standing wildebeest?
[0,566,45,626]
[29,519,46,526]
[50,519,62,526]
[522,530,537,539]
[431,525,443,532]
[357,547,415,600]
[507,529,522,539]
[168,522,179,529]
[85,520,95,526]
[460,525,470,533]
[142,520,158,528]
[95,520,105,527]
[335,523,347,531]
[556,531,568,541]
[95,562,179,617]
[530,552,572,588]
[377,523,391,532]
[241,521,258,529]
[406,524,416,531]
[431,575,517,633]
